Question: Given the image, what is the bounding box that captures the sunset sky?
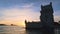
[0,0,60,27]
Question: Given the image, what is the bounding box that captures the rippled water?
[0,26,42,34]
[0,26,59,34]
[0,26,25,34]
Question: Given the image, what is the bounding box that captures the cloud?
[54,10,60,16]
[54,16,60,22]
[54,10,60,22]
[0,4,40,26]
[0,2,60,27]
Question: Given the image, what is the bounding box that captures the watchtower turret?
[40,2,54,27]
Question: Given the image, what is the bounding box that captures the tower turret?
[40,2,54,27]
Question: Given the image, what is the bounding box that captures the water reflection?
[0,26,26,34]
[25,29,42,34]
[0,26,59,34]
[0,26,43,34]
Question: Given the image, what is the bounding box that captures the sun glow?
[16,22,25,27]
[0,1,60,27]
[0,4,40,27]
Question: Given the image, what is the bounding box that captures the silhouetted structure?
[11,24,14,26]
[25,2,60,34]
[25,20,42,29]
[0,24,7,26]
[11,24,17,26]
[40,2,54,27]
[40,2,54,34]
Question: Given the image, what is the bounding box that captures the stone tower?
[40,2,54,27]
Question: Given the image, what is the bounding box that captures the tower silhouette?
[40,2,54,34]
[40,2,54,27]
[25,2,55,34]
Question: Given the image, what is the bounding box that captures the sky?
[0,0,60,27]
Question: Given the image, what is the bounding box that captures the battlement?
[41,2,53,13]
[40,2,54,27]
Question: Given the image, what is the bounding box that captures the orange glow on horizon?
[17,22,25,27]
[0,21,25,27]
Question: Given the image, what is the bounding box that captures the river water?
[0,26,42,34]
[0,26,59,34]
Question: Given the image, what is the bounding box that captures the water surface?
[0,26,59,34]
[0,26,42,34]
